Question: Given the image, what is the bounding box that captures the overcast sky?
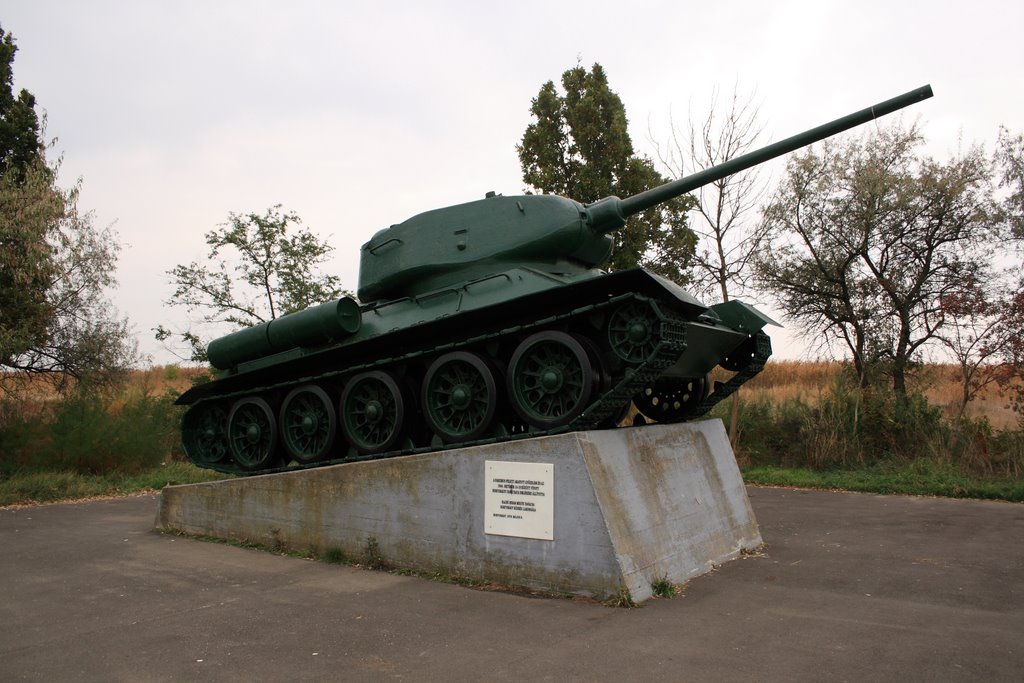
[4,1,1022,363]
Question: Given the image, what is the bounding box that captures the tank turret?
[357,85,933,303]
[178,85,933,475]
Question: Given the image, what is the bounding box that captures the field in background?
[739,360,1019,430]
[7,360,1020,431]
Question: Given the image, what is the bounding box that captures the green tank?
[178,85,933,475]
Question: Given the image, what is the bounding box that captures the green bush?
[0,388,183,477]
[723,396,813,468]
[729,378,1023,480]
[0,402,48,476]
[0,461,229,506]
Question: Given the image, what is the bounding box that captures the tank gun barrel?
[586,85,933,232]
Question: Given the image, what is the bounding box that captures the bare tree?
[652,84,769,304]
[652,84,770,445]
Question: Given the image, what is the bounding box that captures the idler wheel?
[280,385,337,464]
[634,376,709,423]
[341,371,405,454]
[182,402,229,466]
[227,397,279,471]
[507,331,595,429]
[423,351,498,443]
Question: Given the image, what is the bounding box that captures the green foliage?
[117,460,229,490]
[742,461,1024,502]
[0,160,59,366]
[51,391,177,474]
[322,547,346,565]
[0,388,182,478]
[992,283,1024,423]
[0,25,46,180]
[1,24,61,372]
[757,122,1003,394]
[517,62,697,284]
[718,395,813,467]
[0,461,226,506]
[650,576,679,599]
[0,470,109,506]
[996,126,1024,238]
[159,205,345,362]
[0,25,138,394]
[724,372,1024,488]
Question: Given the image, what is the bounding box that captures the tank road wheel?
[507,331,595,429]
[634,376,709,423]
[423,352,498,443]
[228,397,279,471]
[279,385,337,464]
[341,371,405,454]
[181,402,229,466]
[608,300,659,364]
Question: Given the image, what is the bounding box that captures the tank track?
[690,330,771,419]
[183,294,767,477]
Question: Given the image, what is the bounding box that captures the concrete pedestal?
[156,420,761,602]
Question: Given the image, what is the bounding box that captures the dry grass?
[2,365,205,404]
[119,365,208,398]
[739,361,1020,430]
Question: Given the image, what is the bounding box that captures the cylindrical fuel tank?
[207,296,361,369]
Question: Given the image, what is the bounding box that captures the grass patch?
[0,461,229,506]
[322,547,346,564]
[361,536,388,570]
[742,460,1024,502]
[650,576,682,599]
[602,589,637,608]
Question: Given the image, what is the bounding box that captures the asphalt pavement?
[1,486,1021,682]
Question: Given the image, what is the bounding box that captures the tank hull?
[178,268,772,475]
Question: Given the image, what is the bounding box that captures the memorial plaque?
[484,461,554,540]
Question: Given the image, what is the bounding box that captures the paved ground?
[1,486,1021,682]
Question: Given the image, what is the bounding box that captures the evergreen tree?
[0,26,45,179]
[1,24,138,393]
[0,24,57,369]
[517,63,696,283]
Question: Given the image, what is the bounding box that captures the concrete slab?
[156,421,760,601]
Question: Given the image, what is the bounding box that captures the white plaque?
[484,461,554,540]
